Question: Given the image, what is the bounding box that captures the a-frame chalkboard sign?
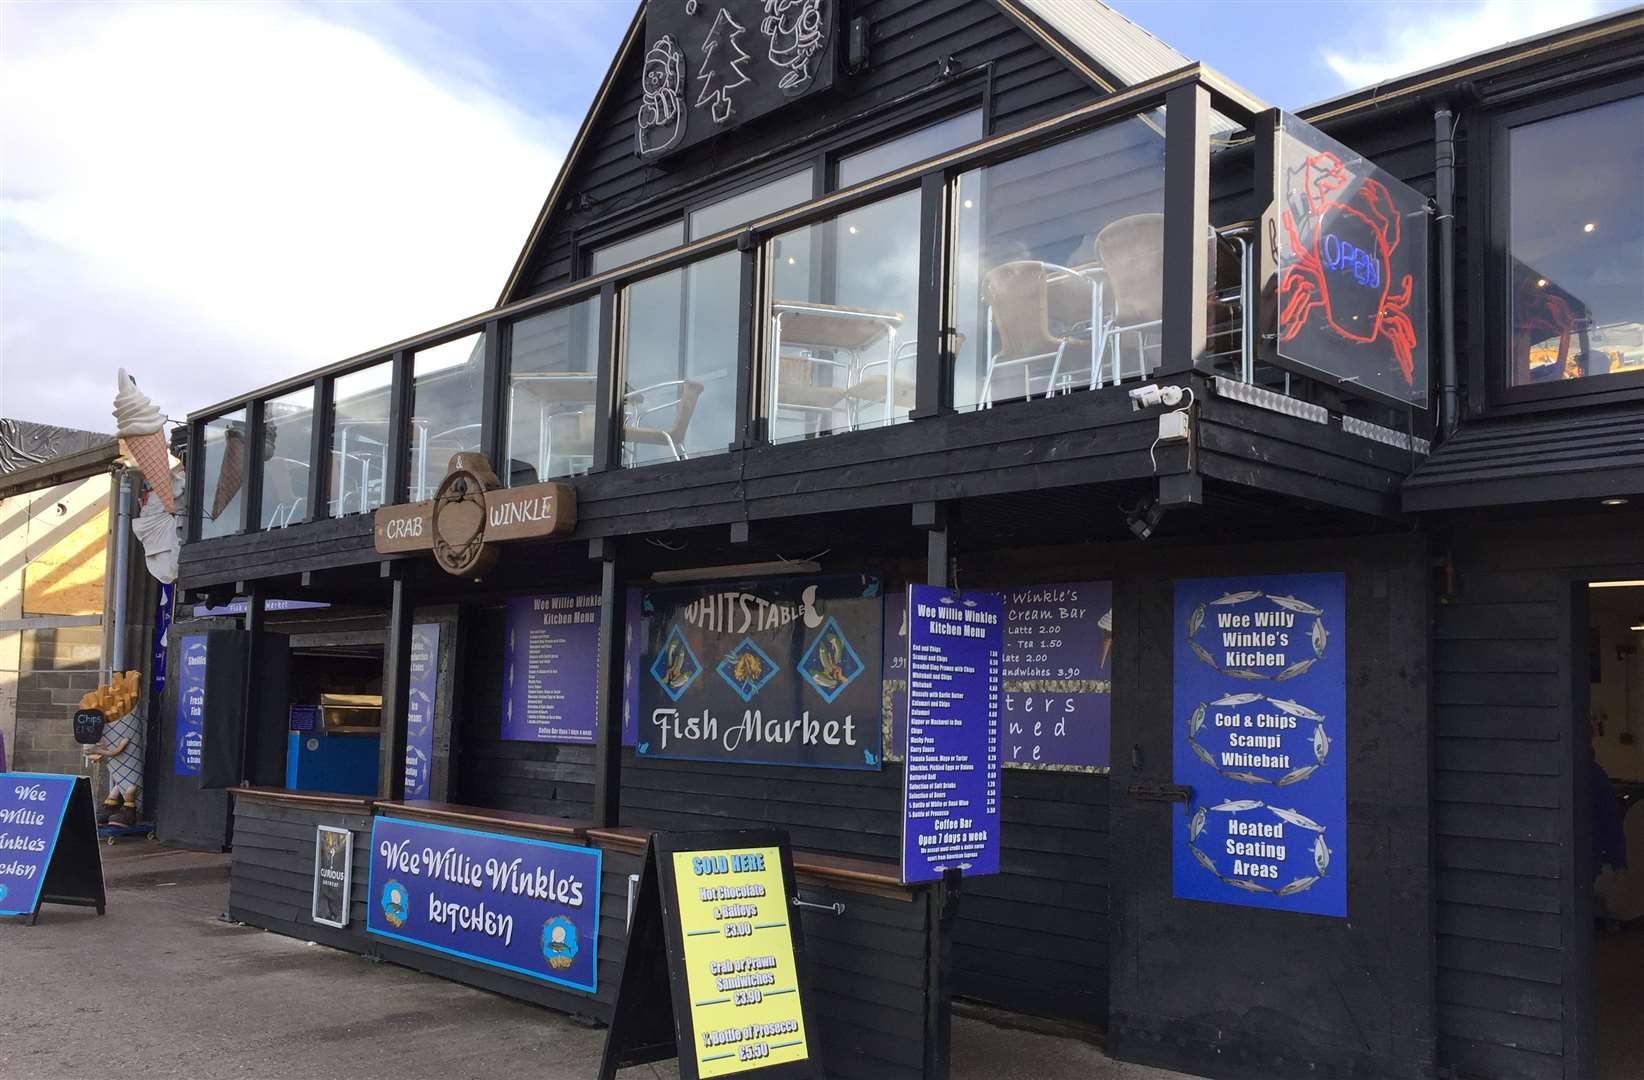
[0,773,107,925]
[599,829,825,1080]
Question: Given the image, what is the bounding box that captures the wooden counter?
[228,785,376,816]
[586,825,916,902]
[373,799,587,842]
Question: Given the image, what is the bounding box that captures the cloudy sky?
[0,0,1629,432]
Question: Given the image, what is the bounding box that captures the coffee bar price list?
[901,585,1003,884]
[671,847,809,1078]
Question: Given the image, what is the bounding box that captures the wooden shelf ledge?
[228,786,376,815]
[585,826,918,902]
[375,800,588,842]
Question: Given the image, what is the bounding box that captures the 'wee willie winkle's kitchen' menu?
[901,585,1003,884]
[502,592,601,744]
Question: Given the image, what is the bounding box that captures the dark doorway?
[1583,580,1644,1079]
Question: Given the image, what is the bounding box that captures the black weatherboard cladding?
[510,0,1101,298]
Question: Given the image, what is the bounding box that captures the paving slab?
[1,838,1200,1080]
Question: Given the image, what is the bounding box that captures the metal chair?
[979,260,1098,405]
[622,379,705,465]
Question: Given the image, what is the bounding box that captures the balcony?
[181,65,1432,587]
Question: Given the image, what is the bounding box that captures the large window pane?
[329,362,392,517]
[408,333,484,500]
[591,221,685,275]
[837,109,984,188]
[1508,94,1644,387]
[689,170,814,239]
[260,387,314,529]
[619,251,740,467]
[199,408,247,539]
[764,189,922,442]
[506,298,601,485]
[952,118,1167,410]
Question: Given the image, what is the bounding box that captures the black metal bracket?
[1128,782,1194,803]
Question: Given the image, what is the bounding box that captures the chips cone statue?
[112,369,175,514]
[80,671,145,828]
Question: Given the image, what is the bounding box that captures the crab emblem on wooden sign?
[373,454,577,580]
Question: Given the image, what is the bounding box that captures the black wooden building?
[158,4,1644,1080]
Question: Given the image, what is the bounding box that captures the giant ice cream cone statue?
[211,426,246,520]
[113,368,175,513]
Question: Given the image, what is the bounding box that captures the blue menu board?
[404,623,442,799]
[901,586,1003,884]
[366,816,601,992]
[884,583,1112,769]
[174,635,208,776]
[502,592,601,744]
[1172,573,1347,917]
[0,772,77,917]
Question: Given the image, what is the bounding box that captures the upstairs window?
[1505,92,1644,391]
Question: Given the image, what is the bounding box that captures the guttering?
[1433,105,1460,438]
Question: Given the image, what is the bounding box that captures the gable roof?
[496,0,1200,305]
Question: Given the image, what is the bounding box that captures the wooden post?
[1251,108,1283,371]
[591,283,620,473]
[591,539,624,827]
[734,238,761,447]
[1160,82,1211,376]
[913,171,951,420]
[378,569,414,801]
[385,350,414,506]
[918,502,956,1080]
[238,583,265,786]
[479,317,507,470]
[307,376,333,524]
[242,399,265,535]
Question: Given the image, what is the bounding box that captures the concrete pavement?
[1,839,1198,1080]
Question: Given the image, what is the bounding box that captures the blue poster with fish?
[403,623,441,799]
[636,575,883,770]
[1172,573,1347,917]
[365,816,600,992]
[173,635,207,776]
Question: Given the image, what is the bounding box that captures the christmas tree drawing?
[695,8,752,125]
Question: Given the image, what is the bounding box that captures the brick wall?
[10,628,102,777]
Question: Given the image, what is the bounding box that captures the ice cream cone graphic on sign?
[112,369,175,514]
[211,427,246,520]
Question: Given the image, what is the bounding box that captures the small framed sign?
[311,825,353,929]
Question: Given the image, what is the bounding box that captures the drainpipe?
[109,468,134,674]
[1433,104,1460,438]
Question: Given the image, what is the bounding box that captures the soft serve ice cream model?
[112,369,180,583]
[113,369,174,513]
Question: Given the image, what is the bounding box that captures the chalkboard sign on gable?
[637,0,837,162]
[599,830,824,1080]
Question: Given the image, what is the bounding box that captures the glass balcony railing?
[187,66,1431,541]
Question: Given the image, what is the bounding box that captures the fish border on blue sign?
[364,816,602,993]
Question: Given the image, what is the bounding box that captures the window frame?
[572,79,987,282]
[1475,76,1644,414]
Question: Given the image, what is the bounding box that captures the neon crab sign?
[1280,150,1418,389]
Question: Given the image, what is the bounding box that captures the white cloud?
[1322,0,1606,89]
[0,1,575,430]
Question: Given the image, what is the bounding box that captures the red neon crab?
[1279,151,1418,387]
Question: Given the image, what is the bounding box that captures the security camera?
[1128,383,1186,411]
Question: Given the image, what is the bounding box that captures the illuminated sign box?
[1276,113,1430,409]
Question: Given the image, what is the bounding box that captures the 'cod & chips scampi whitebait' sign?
[1172,573,1348,917]
[365,816,600,992]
